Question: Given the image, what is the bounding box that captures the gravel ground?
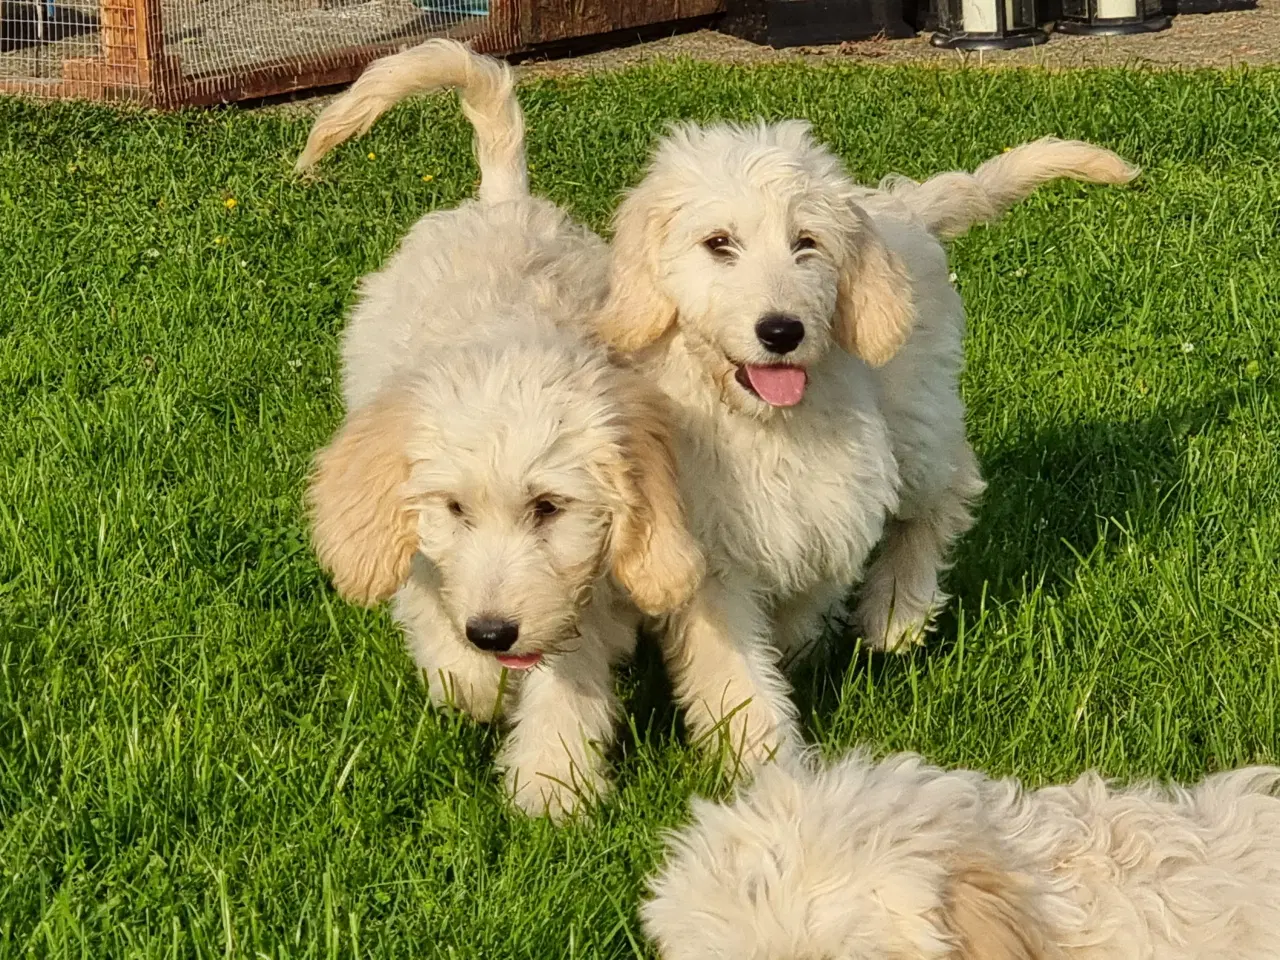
[516,0,1280,76]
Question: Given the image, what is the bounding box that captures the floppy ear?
[606,372,705,615]
[307,389,419,606]
[595,181,679,353]
[940,851,1054,960]
[834,208,917,368]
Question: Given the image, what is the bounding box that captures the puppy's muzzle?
[465,616,519,652]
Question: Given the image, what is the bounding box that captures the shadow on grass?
[788,388,1244,732]
[614,631,683,762]
[951,397,1237,608]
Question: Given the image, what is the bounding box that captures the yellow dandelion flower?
[214,235,227,246]
[421,174,434,182]
[367,152,377,160]
[224,197,238,210]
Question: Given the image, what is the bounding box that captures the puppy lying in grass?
[644,750,1280,960]
[298,40,703,820]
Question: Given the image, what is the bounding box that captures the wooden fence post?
[60,0,178,103]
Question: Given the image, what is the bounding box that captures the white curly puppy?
[644,751,1280,960]
[595,126,1136,763]
[299,40,704,820]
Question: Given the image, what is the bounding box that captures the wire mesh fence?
[1,0,510,105]
[2,1,103,82]
[0,0,722,106]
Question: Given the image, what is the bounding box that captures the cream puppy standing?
[596,127,1137,763]
[298,41,703,819]
[644,751,1280,960]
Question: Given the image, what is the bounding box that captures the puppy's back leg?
[854,441,984,652]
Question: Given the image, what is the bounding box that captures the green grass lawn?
[2,61,1279,958]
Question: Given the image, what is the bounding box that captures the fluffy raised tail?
[294,39,527,204]
[881,137,1139,241]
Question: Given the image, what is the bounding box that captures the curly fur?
[596,124,1135,765]
[643,752,1280,960]
[301,40,703,821]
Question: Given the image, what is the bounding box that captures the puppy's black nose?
[465,617,519,652]
[755,314,805,355]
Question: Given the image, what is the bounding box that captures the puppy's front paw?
[500,742,611,823]
[423,666,506,722]
[854,598,932,653]
[697,699,800,776]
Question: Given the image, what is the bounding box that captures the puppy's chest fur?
[666,360,900,597]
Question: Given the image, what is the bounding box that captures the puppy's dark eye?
[793,235,818,253]
[532,498,560,522]
[447,499,465,517]
[703,234,735,258]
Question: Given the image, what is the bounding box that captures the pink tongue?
[496,653,543,671]
[745,365,807,407]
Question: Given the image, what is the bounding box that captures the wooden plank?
[169,57,386,107]
[489,0,522,48]
[523,0,723,45]
[10,68,149,102]
[0,78,77,100]
[163,18,504,107]
[136,0,181,100]
[98,0,139,65]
